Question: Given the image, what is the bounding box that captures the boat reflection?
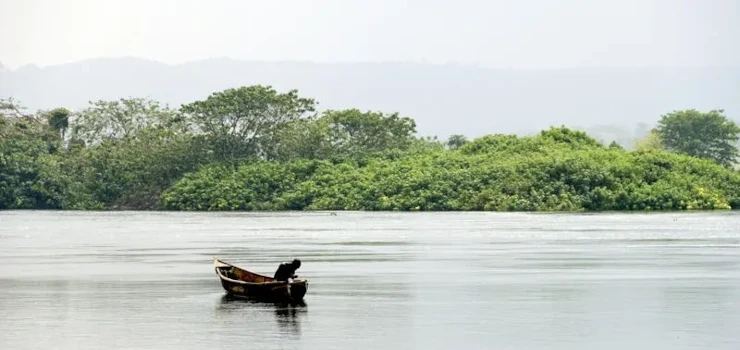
[218,294,307,335]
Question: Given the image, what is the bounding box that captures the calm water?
[1,211,739,350]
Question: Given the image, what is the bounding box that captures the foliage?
[0,99,67,209]
[273,109,418,161]
[0,133,61,209]
[321,109,416,155]
[45,107,71,140]
[181,85,316,162]
[162,131,740,212]
[446,134,468,150]
[654,109,740,166]
[1,98,51,139]
[1,97,207,210]
[72,98,180,146]
[65,128,208,209]
[539,126,603,148]
[608,141,624,150]
[3,90,739,212]
[633,130,662,151]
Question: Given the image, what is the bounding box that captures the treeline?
[1,85,739,211]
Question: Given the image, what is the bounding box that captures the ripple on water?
[1,211,739,350]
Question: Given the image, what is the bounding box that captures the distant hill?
[1,57,738,139]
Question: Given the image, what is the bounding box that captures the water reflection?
[218,294,307,336]
[274,302,304,335]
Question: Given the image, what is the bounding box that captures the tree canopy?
[655,109,740,166]
[446,134,468,150]
[1,87,738,211]
[45,107,71,140]
[72,98,179,145]
[273,109,417,161]
[181,85,316,162]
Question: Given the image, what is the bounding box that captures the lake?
[1,211,739,350]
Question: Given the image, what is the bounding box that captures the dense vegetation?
[2,86,739,211]
[162,129,740,211]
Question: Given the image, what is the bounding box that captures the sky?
[0,0,738,69]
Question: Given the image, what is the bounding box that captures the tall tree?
[69,126,206,209]
[446,134,468,150]
[321,109,416,154]
[181,85,316,162]
[654,109,740,166]
[0,98,57,143]
[45,107,71,140]
[0,98,66,209]
[72,98,180,145]
[1,98,43,137]
[273,109,417,160]
[272,118,332,161]
[608,141,624,150]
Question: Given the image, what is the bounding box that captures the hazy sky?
[1,0,738,69]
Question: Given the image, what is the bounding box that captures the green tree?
[446,134,468,150]
[181,85,316,162]
[409,136,445,154]
[633,130,662,151]
[72,98,180,145]
[67,127,206,209]
[1,98,46,137]
[321,109,416,154]
[273,117,333,161]
[273,109,417,161]
[45,107,71,140]
[654,109,740,166]
[0,98,68,209]
[0,98,59,145]
[540,126,603,148]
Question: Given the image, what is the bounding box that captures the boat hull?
[219,278,308,302]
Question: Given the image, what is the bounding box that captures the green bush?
[161,132,740,211]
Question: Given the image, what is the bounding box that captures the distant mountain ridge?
[1,57,738,139]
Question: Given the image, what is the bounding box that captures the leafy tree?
[1,98,206,210]
[539,126,602,148]
[45,107,71,140]
[72,98,180,145]
[321,109,416,154]
[633,130,662,151]
[446,134,468,150]
[272,109,417,161]
[409,136,445,154]
[0,135,64,209]
[654,109,740,166]
[7,90,740,212]
[62,126,209,209]
[1,98,47,138]
[0,98,67,209]
[0,97,26,118]
[608,141,624,150]
[181,85,316,162]
[272,117,333,161]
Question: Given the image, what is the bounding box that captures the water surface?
[1,211,739,350]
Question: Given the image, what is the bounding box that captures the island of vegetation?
[1,85,739,211]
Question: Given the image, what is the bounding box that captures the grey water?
[1,211,739,350]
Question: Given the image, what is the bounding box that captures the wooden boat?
[213,258,308,302]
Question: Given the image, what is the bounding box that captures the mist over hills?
[1,57,738,143]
